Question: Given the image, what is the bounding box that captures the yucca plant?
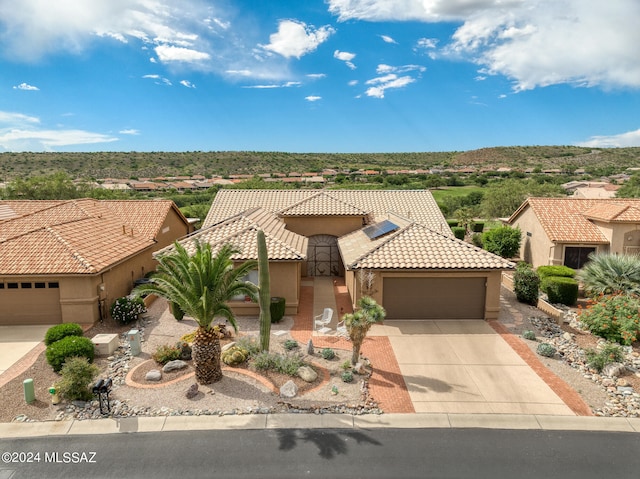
[577,252,640,297]
[133,240,258,384]
[343,296,386,365]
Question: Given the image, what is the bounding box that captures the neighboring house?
[507,198,640,269]
[0,199,193,326]
[185,190,513,320]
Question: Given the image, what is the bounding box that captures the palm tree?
[134,240,258,384]
[577,252,640,297]
[343,296,386,365]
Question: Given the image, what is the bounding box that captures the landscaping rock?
[146,370,162,381]
[185,383,199,399]
[280,380,298,398]
[163,360,188,373]
[306,339,314,355]
[353,362,366,375]
[297,366,318,383]
[221,341,236,352]
[602,363,626,378]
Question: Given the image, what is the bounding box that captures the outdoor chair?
[336,320,349,339]
[314,308,333,334]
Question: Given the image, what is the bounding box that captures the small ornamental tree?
[344,296,386,365]
[482,225,521,259]
[513,262,540,305]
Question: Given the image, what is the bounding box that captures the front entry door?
[307,234,343,276]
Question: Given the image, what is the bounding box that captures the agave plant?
[133,240,258,384]
[577,252,640,297]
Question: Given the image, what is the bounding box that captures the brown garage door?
[383,277,486,320]
[0,282,62,325]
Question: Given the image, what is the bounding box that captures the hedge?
[541,276,578,306]
[46,336,95,372]
[472,222,485,233]
[44,323,83,346]
[447,219,459,228]
[514,263,540,305]
[537,265,575,281]
[451,227,466,240]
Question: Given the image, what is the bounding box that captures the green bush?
[522,330,537,341]
[579,294,640,345]
[283,339,299,351]
[170,302,185,321]
[110,296,146,325]
[585,344,624,372]
[513,262,540,305]
[472,222,485,233]
[537,265,575,281]
[537,343,556,358]
[451,227,466,240]
[55,357,100,401]
[252,351,305,376]
[541,276,578,306]
[447,219,459,228]
[152,344,181,365]
[321,348,335,360]
[44,323,83,346]
[341,370,354,383]
[235,336,261,357]
[222,346,249,366]
[270,297,286,323]
[46,336,95,372]
[471,233,483,248]
[482,226,521,258]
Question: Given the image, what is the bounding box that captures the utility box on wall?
[127,329,141,356]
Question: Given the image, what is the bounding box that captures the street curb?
[1,413,639,438]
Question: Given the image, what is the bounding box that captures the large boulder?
[163,359,188,373]
[297,366,318,383]
[280,380,298,398]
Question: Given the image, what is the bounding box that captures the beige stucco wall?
[283,216,364,238]
[511,207,555,267]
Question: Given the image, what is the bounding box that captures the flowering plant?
[578,294,640,345]
[110,296,146,325]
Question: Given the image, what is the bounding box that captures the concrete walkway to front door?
[370,320,576,415]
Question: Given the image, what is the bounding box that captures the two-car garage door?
[382,277,486,320]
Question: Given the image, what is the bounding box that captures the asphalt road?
[1,428,639,479]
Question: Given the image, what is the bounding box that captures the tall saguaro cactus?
[257,230,271,351]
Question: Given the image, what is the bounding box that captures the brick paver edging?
[489,320,593,416]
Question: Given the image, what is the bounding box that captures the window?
[35,282,46,289]
[232,270,259,300]
[7,283,18,289]
[0,283,4,289]
[564,247,596,269]
[21,283,32,289]
[48,282,60,289]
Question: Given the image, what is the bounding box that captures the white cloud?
[348,80,358,86]
[243,81,301,89]
[155,45,210,63]
[328,0,640,90]
[334,50,356,69]
[260,20,334,59]
[380,35,397,44]
[119,129,140,135]
[13,82,39,91]
[143,74,172,86]
[0,111,40,125]
[180,80,196,88]
[307,73,327,79]
[577,129,640,148]
[416,38,438,50]
[363,64,424,98]
[305,95,322,102]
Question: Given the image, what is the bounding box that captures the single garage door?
[0,281,62,325]
[383,277,486,320]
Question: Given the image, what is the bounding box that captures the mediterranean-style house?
[506,197,640,269]
[168,190,513,321]
[0,199,193,326]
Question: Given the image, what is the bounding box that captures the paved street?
[2,427,639,479]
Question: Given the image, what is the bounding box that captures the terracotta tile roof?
[0,199,179,275]
[204,190,451,235]
[278,192,370,217]
[167,207,308,261]
[508,198,640,243]
[339,215,513,270]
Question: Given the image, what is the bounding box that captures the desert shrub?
[46,336,95,373]
[577,252,640,297]
[44,323,83,346]
[283,339,299,351]
[169,302,185,321]
[541,276,578,306]
[472,222,485,233]
[152,344,181,365]
[235,336,261,357]
[585,344,624,372]
[270,297,286,323]
[341,360,352,370]
[451,227,466,240]
[252,351,305,376]
[471,233,483,248]
[447,219,459,228]
[180,331,196,344]
[222,346,249,366]
[514,262,540,305]
[110,296,146,325]
[341,370,354,383]
[321,348,335,360]
[522,330,537,341]
[482,226,521,258]
[537,265,575,281]
[175,341,192,360]
[536,343,556,358]
[55,357,100,401]
[579,294,640,345]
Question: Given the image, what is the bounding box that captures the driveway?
[370,320,575,415]
[0,325,52,380]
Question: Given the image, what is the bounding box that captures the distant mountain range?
[1,146,639,180]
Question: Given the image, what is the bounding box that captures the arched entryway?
[307,234,344,277]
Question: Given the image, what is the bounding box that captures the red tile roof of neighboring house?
[0,199,184,275]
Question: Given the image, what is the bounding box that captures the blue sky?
[1,0,640,153]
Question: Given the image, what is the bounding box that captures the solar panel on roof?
[363,219,399,240]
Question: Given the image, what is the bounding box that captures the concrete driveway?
[370,320,575,415]
[0,325,52,378]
